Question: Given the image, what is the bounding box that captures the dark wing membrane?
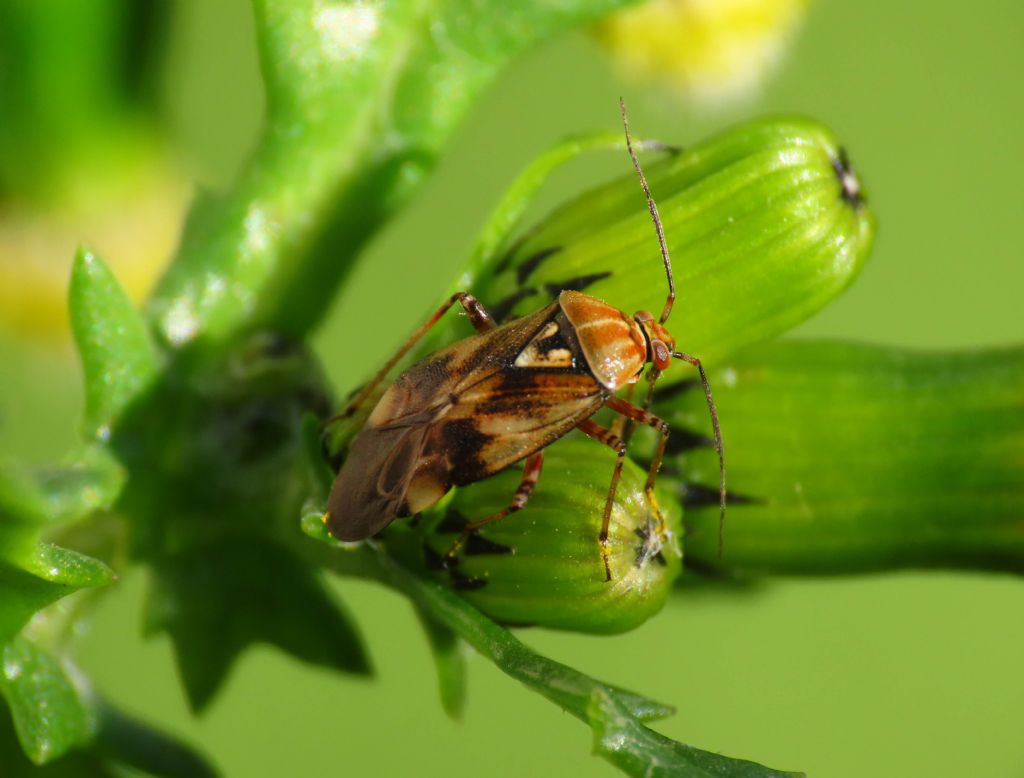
[325,420,436,540]
[325,301,586,539]
[438,369,605,486]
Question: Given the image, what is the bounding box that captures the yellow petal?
[594,0,809,105]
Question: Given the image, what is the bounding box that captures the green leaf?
[68,247,159,440]
[301,412,335,503]
[662,342,1024,576]
[1,703,117,777]
[0,466,114,646]
[32,446,125,527]
[0,645,217,776]
[414,608,466,720]
[0,636,96,765]
[0,463,49,542]
[95,702,219,778]
[148,0,645,346]
[589,688,801,778]
[144,539,370,712]
[320,549,794,776]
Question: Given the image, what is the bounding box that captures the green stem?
[146,0,643,348]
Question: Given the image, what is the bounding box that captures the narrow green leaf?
[0,545,114,665]
[325,550,796,776]
[0,649,217,776]
[0,637,96,765]
[33,446,125,526]
[0,466,48,544]
[1,704,118,776]
[27,544,114,591]
[148,0,644,345]
[0,466,114,646]
[68,247,159,440]
[662,342,1024,576]
[0,566,69,650]
[95,702,219,778]
[460,131,673,286]
[145,539,371,712]
[414,608,467,720]
[374,550,671,721]
[589,688,801,778]
[301,412,335,503]
[473,117,875,372]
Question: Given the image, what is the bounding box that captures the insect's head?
[633,309,675,371]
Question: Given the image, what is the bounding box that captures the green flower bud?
[657,341,1024,575]
[456,116,874,372]
[383,436,682,634]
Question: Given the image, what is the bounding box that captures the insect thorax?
[558,290,647,390]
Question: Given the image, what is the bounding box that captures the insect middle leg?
[331,292,497,423]
[578,398,671,581]
[575,418,628,581]
[606,395,671,535]
[444,451,545,565]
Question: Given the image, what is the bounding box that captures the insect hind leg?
[575,418,628,582]
[326,292,497,428]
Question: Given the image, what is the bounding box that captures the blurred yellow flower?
[595,0,809,105]
[0,160,187,346]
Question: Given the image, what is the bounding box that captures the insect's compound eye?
[651,340,672,370]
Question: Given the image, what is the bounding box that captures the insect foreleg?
[605,396,671,539]
[609,382,637,440]
[445,451,545,563]
[330,292,497,423]
[575,418,628,582]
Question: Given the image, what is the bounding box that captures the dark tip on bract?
[436,509,469,534]
[832,146,864,208]
[423,544,447,570]
[681,483,759,510]
[464,534,514,556]
[450,570,488,590]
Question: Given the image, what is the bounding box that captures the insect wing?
[325,420,435,540]
[440,369,604,486]
[325,301,605,541]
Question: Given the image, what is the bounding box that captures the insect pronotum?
[324,99,726,581]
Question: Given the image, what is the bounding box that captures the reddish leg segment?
[606,396,670,522]
[576,418,627,581]
[609,382,637,440]
[445,451,545,562]
[331,292,496,423]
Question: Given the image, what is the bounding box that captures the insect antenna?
[619,96,675,325]
[674,350,726,558]
[620,97,727,557]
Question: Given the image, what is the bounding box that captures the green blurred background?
[2,0,1022,775]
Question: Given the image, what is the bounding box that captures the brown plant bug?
[324,99,725,581]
